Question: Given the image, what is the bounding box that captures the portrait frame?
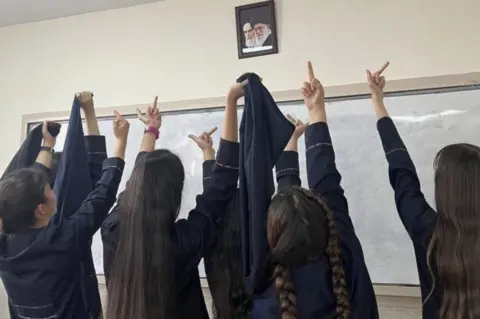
[235,0,279,59]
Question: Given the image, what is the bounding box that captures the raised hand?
[113,111,130,141]
[227,80,249,102]
[42,121,56,148]
[137,96,162,129]
[366,61,389,100]
[302,61,325,110]
[188,127,217,151]
[367,62,390,119]
[76,91,94,112]
[286,114,308,139]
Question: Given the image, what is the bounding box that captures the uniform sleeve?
[376,117,436,242]
[67,158,124,248]
[305,122,354,233]
[101,205,120,287]
[85,136,107,188]
[275,151,301,191]
[202,160,216,190]
[173,140,239,274]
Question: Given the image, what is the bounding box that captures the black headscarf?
[238,73,294,294]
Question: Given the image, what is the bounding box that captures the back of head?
[205,192,252,319]
[0,168,48,234]
[427,143,480,317]
[106,149,184,319]
[267,187,350,319]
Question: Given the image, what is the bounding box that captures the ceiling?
[0,0,162,27]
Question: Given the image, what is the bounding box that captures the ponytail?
[273,264,297,319]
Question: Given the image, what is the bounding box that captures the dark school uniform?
[53,97,106,318]
[1,122,61,179]
[251,122,379,319]
[202,151,300,316]
[238,73,295,296]
[201,151,300,217]
[0,96,109,318]
[101,139,240,319]
[377,117,439,318]
[276,150,302,191]
[202,160,215,189]
[0,157,124,319]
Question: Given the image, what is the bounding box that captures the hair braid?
[273,264,297,319]
[298,188,351,318]
[324,206,351,318]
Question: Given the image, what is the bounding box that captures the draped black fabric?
[1,123,60,179]
[53,97,102,318]
[238,73,294,294]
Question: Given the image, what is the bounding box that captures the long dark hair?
[426,143,480,318]
[106,150,185,319]
[0,168,48,234]
[267,187,350,319]
[204,193,252,319]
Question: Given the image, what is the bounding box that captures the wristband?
[40,146,53,153]
[144,126,159,140]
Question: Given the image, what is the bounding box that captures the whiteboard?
[32,86,480,284]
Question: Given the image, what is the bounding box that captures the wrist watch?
[40,146,54,153]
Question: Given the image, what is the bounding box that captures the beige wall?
[0,0,479,170]
[1,0,479,317]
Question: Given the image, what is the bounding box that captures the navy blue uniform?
[53,97,106,318]
[202,150,301,318]
[1,122,61,180]
[0,157,124,319]
[377,117,439,318]
[101,139,239,319]
[238,73,295,296]
[250,122,378,318]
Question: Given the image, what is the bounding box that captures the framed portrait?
[235,1,278,59]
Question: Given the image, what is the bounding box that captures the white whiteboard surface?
[39,87,480,284]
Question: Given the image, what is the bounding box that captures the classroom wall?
[0,0,479,317]
[1,0,479,170]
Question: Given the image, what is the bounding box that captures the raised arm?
[367,62,436,240]
[101,98,162,282]
[189,127,217,189]
[301,62,353,232]
[137,96,161,153]
[34,121,56,170]
[102,101,163,284]
[275,115,307,190]
[69,111,129,247]
[77,92,108,188]
[174,82,243,265]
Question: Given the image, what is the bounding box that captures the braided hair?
[267,186,351,318]
[273,264,297,319]
[322,200,351,318]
